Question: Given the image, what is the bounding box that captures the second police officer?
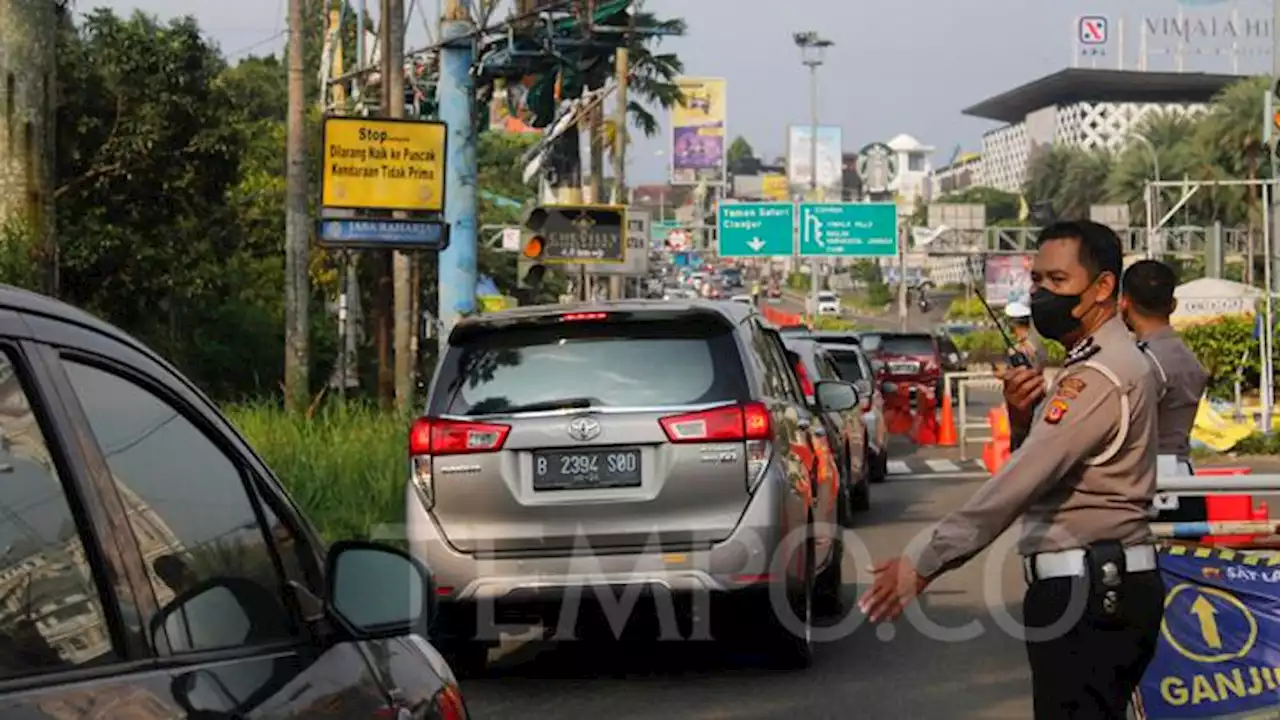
[1120,259,1209,518]
[860,220,1163,719]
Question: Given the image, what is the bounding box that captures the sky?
[92,0,1275,185]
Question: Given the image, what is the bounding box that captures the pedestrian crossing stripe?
[886,458,988,476]
[1162,543,1280,565]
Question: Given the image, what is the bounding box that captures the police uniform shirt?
[1137,326,1208,458]
[916,315,1159,579]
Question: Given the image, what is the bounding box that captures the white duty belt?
[1024,545,1158,581]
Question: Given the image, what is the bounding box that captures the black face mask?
[1030,287,1084,342]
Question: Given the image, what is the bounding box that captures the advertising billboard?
[669,77,727,185]
[984,255,1033,307]
[787,125,842,198]
[761,173,789,201]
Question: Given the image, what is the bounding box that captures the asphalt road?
[773,289,956,332]
[460,473,1034,719]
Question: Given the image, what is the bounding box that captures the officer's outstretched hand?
[859,556,929,622]
[1002,366,1045,429]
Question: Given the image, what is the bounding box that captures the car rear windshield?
[818,292,837,301]
[880,335,936,356]
[828,350,866,381]
[434,316,750,415]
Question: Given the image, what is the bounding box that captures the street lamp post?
[1133,133,1161,259]
[794,31,832,324]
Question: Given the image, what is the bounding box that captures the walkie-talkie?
[965,259,1031,368]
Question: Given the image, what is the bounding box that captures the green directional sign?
[798,202,898,257]
[717,202,794,257]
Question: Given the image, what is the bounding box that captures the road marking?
[925,459,960,472]
[887,460,911,476]
[892,472,991,481]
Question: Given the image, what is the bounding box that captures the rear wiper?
[497,397,597,414]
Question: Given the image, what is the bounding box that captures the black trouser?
[1023,571,1165,719]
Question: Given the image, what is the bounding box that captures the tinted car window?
[439,317,750,415]
[60,361,295,653]
[858,334,883,352]
[0,350,119,679]
[880,335,936,356]
[828,350,866,381]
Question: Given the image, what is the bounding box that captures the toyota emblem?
[566,416,601,442]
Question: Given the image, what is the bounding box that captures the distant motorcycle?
[918,296,931,313]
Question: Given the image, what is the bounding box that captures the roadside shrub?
[1179,315,1259,401]
[225,402,407,543]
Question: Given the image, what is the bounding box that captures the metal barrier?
[1153,474,1280,544]
[946,369,1062,460]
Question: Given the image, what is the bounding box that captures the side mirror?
[151,578,287,654]
[326,540,433,639]
[814,380,858,413]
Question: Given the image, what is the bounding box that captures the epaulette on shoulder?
[1064,337,1101,367]
[1161,543,1280,566]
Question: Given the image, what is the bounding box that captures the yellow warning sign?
[320,116,447,213]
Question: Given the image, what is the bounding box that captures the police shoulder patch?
[1056,377,1088,399]
[1043,398,1071,425]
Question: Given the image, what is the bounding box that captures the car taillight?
[561,311,608,322]
[793,360,815,397]
[426,683,467,720]
[659,403,773,492]
[409,418,510,513]
[409,417,510,456]
[659,402,771,442]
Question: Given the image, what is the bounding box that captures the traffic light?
[515,233,548,306]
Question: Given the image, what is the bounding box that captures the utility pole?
[1266,0,1280,432]
[383,0,413,412]
[794,31,831,325]
[437,0,478,341]
[609,10,630,301]
[284,0,311,412]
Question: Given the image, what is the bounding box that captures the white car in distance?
[814,291,841,316]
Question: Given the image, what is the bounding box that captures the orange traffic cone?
[938,390,957,446]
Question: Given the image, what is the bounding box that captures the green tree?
[55,9,335,400]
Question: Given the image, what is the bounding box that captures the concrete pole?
[284,0,311,412]
[384,0,414,412]
[437,0,477,347]
[1264,0,1274,425]
[807,61,820,323]
[610,43,629,300]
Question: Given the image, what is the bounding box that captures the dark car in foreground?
[0,286,466,719]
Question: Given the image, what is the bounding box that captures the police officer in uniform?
[860,220,1164,719]
[1005,300,1049,371]
[1121,260,1209,515]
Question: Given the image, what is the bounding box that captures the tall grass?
[225,402,410,543]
